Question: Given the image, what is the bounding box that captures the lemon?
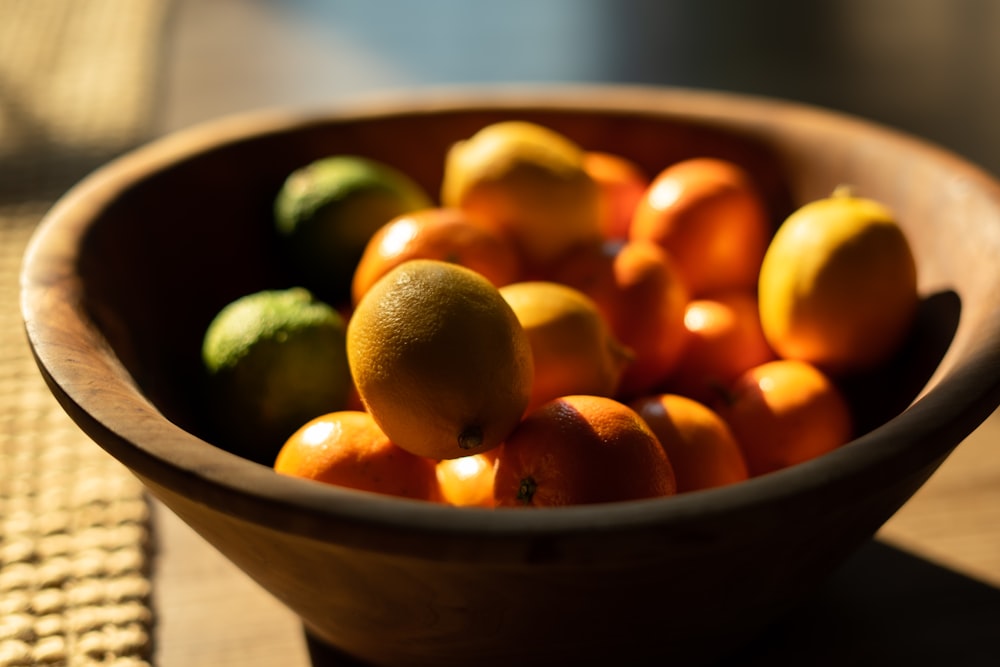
[499,281,633,412]
[346,259,533,460]
[274,155,432,304]
[440,121,602,271]
[201,287,351,464]
[758,187,918,374]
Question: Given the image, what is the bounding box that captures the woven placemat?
[0,1,171,665]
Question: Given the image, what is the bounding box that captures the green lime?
[274,155,432,304]
[201,287,351,464]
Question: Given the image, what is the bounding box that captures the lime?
[202,287,351,464]
[274,155,432,304]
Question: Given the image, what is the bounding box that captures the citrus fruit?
[275,411,439,501]
[436,453,497,508]
[629,157,771,296]
[494,395,676,507]
[274,155,432,303]
[665,290,776,404]
[549,239,689,398]
[630,393,749,493]
[201,287,351,464]
[440,120,602,272]
[351,207,522,306]
[346,259,533,460]
[499,281,633,413]
[583,150,649,241]
[757,187,918,374]
[712,359,853,476]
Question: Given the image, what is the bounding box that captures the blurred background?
[2,1,998,665]
[162,0,1000,177]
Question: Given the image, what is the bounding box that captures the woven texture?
[0,1,171,665]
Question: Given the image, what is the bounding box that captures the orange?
[351,207,522,306]
[629,157,771,297]
[757,187,918,374]
[548,239,689,398]
[583,151,649,241]
[440,120,602,274]
[494,395,676,507]
[274,411,439,501]
[664,290,776,404]
[436,453,496,508]
[499,281,633,413]
[712,359,853,477]
[347,259,533,460]
[631,393,749,492]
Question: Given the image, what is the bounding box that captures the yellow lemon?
[758,187,918,374]
[499,281,633,412]
[440,121,602,272]
[346,259,533,460]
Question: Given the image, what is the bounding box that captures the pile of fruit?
[200,120,919,508]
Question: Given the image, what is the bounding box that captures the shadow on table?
[720,539,1000,666]
[303,539,1000,666]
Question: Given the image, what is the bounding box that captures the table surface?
[153,2,1000,665]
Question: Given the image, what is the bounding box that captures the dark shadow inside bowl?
[75,106,806,462]
[836,288,961,436]
[72,100,964,470]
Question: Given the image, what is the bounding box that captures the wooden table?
[153,2,1000,664]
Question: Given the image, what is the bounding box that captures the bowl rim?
[20,83,1000,553]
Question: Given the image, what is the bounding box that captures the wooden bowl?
[21,86,1000,666]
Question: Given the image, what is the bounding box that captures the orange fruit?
[583,151,649,241]
[436,453,496,508]
[631,393,749,493]
[548,239,689,398]
[494,395,676,507]
[351,207,522,306]
[499,281,633,413]
[712,359,853,477]
[440,120,602,273]
[274,411,439,501]
[347,259,533,460]
[757,187,918,374]
[629,157,771,297]
[664,290,776,404]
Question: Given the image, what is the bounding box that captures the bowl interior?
[23,87,1000,545]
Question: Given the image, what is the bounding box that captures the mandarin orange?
[274,411,440,501]
[629,157,770,297]
[583,150,649,241]
[712,359,853,476]
[436,453,497,508]
[631,393,748,493]
[548,239,689,398]
[351,207,522,306]
[665,290,776,404]
[494,395,676,507]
